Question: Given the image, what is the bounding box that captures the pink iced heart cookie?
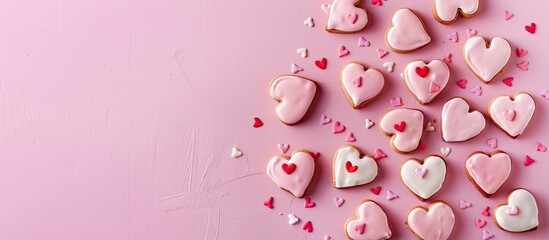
[465,151,511,197]
[344,201,392,240]
[464,36,511,83]
[379,108,424,153]
[401,156,447,201]
[433,0,479,24]
[403,59,449,104]
[341,62,385,109]
[269,75,317,125]
[266,151,316,198]
[386,8,431,53]
[495,189,539,232]
[442,98,486,142]
[488,92,535,138]
[325,0,368,33]
[333,145,378,188]
[406,201,455,240]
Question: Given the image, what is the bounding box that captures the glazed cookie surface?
[266,150,315,198]
[463,36,511,83]
[433,0,479,24]
[495,189,539,232]
[269,75,317,125]
[333,145,378,188]
[341,62,385,109]
[325,0,368,33]
[401,155,447,201]
[403,59,449,104]
[441,97,486,142]
[379,108,424,153]
[488,92,535,138]
[406,201,455,240]
[344,200,392,240]
[386,8,431,53]
[465,151,511,197]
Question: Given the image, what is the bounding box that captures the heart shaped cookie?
[269,75,317,125]
[433,0,479,24]
[406,201,455,240]
[325,0,368,33]
[488,92,535,138]
[344,200,392,240]
[442,97,486,142]
[465,151,511,197]
[379,108,424,153]
[464,36,511,83]
[403,59,449,104]
[341,62,385,109]
[333,145,378,188]
[495,189,539,232]
[266,150,315,198]
[401,155,447,201]
[386,8,431,53]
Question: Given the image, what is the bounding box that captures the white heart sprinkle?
[231,147,242,158]
[365,118,374,129]
[297,48,308,58]
[288,213,299,225]
[424,122,435,132]
[304,17,314,27]
[383,62,395,72]
[440,147,451,157]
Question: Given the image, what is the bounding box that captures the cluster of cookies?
[266,0,539,239]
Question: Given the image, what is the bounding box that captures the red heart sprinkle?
[394,121,406,132]
[415,66,429,77]
[370,186,381,195]
[312,152,320,159]
[480,206,490,216]
[304,197,316,208]
[263,196,274,209]
[456,79,467,89]
[302,221,313,232]
[502,77,514,86]
[525,23,536,34]
[345,161,358,173]
[315,57,327,70]
[524,155,535,166]
[282,163,296,174]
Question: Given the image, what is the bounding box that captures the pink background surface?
[0,0,547,239]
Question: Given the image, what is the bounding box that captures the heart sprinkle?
[277,143,290,154]
[476,218,487,228]
[502,77,514,86]
[466,28,477,38]
[481,206,490,216]
[253,117,263,128]
[502,109,516,121]
[282,163,296,174]
[374,149,387,160]
[352,76,362,87]
[383,62,395,72]
[535,142,546,152]
[320,4,331,14]
[358,36,370,47]
[264,196,274,209]
[440,147,451,157]
[304,17,314,27]
[524,155,535,166]
[506,204,518,215]
[365,118,374,129]
[338,45,350,57]
[517,47,528,57]
[517,61,529,71]
[302,221,313,232]
[346,161,358,173]
[346,132,356,142]
[424,122,435,132]
[345,13,358,24]
[304,197,316,208]
[333,121,346,133]
[470,85,482,96]
[486,138,498,149]
[371,0,382,6]
[459,199,472,209]
[446,31,458,42]
[288,214,299,225]
[291,63,303,73]
[415,66,429,77]
[541,89,549,99]
[376,48,388,58]
[370,186,381,195]
[315,57,327,70]
[355,223,366,234]
[231,147,243,158]
[386,190,398,201]
[389,97,403,107]
[482,230,494,240]
[525,22,536,34]
[334,197,345,207]
[456,79,467,89]
[441,53,452,63]
[415,167,427,178]
[296,48,308,58]
[320,114,332,125]
[503,10,513,20]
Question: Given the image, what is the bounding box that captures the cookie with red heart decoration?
[379,108,424,153]
[266,150,316,198]
[403,59,450,104]
[333,145,378,188]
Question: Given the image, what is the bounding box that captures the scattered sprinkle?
[480,206,490,216]
[386,190,398,201]
[277,143,289,154]
[365,118,374,129]
[389,97,403,107]
[304,196,316,208]
[483,230,494,240]
[370,186,381,195]
[338,45,350,57]
[374,149,387,160]
[333,121,346,134]
[253,117,263,128]
[456,79,467,89]
[459,199,472,209]
[486,138,498,149]
[304,17,314,27]
[288,214,299,225]
[540,89,549,99]
[470,85,482,96]
[358,36,370,47]
[424,122,435,132]
[517,61,529,71]
[442,53,452,63]
[517,47,528,57]
[264,196,274,209]
[447,31,458,42]
[291,63,303,73]
[535,142,546,152]
[320,114,332,125]
[502,77,514,86]
[466,28,477,38]
[231,147,243,158]
[346,132,356,142]
[297,48,308,58]
[333,197,345,207]
[503,10,513,20]
[524,155,535,166]
[302,221,313,232]
[376,48,389,58]
[383,62,395,72]
[315,57,327,70]
[525,22,536,34]
[440,147,451,157]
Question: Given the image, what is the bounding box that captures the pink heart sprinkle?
[535,142,546,152]
[481,206,490,216]
[503,10,513,20]
[277,143,289,154]
[507,205,518,215]
[358,36,370,47]
[324,235,334,240]
[389,97,402,107]
[446,31,458,42]
[470,86,482,96]
[374,148,387,160]
[353,76,362,87]
[456,79,467,89]
[486,138,497,149]
[483,230,494,240]
[476,218,487,228]
[540,89,549,99]
[333,121,345,133]
[320,4,331,14]
[304,197,316,208]
[376,48,388,58]
[333,197,345,207]
[466,28,477,38]
[346,132,356,142]
[414,167,427,178]
[441,53,452,63]
[502,109,516,121]
[371,0,382,6]
[517,61,529,71]
[291,63,303,73]
[386,190,398,201]
[320,114,332,125]
[502,77,513,86]
[459,199,472,209]
[517,47,528,57]
[429,82,440,93]
[355,223,366,234]
[345,13,358,24]
[338,45,350,57]
[524,155,535,166]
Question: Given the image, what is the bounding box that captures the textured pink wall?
[0,0,547,239]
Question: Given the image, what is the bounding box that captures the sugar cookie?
[325,0,368,33]
[269,75,317,125]
[463,36,511,84]
[441,97,486,142]
[341,62,385,109]
[488,92,535,138]
[333,145,378,188]
[344,200,392,240]
[379,108,424,153]
[401,155,447,201]
[406,201,455,240]
[266,150,316,198]
[386,8,431,53]
[465,151,511,197]
[403,59,449,104]
[494,189,539,232]
[433,0,480,24]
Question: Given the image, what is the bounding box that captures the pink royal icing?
[379,108,424,153]
[345,201,392,240]
[266,151,315,198]
[441,98,486,142]
[404,60,449,104]
[434,0,479,23]
[463,36,511,83]
[466,152,511,195]
[489,93,535,137]
[326,0,368,33]
[341,62,385,108]
[386,8,431,52]
[269,75,317,125]
[407,202,455,240]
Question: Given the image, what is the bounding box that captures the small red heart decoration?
[304,197,316,208]
[502,77,514,86]
[315,57,327,70]
[282,163,296,174]
[263,196,274,209]
[394,121,406,132]
[370,186,381,195]
[345,161,358,173]
[253,117,263,128]
[415,66,429,77]
[302,221,313,232]
[525,23,536,34]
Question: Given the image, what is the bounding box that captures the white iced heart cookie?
[464,36,511,83]
[403,59,449,104]
[379,108,424,153]
[488,92,535,138]
[266,150,316,198]
[401,155,447,201]
[341,62,385,109]
[333,145,378,188]
[325,0,368,33]
[406,201,455,240]
[442,97,486,142]
[386,8,431,53]
[495,189,539,232]
[433,0,480,24]
[345,201,392,240]
[269,75,317,125]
